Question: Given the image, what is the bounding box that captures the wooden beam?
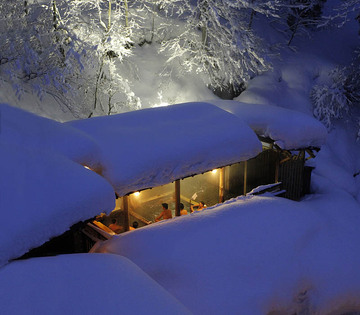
[306,148,316,159]
[219,167,225,203]
[132,190,172,204]
[175,180,180,216]
[280,157,291,164]
[128,210,152,225]
[296,150,305,160]
[123,195,130,232]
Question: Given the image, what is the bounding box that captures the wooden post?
[123,195,130,232]
[175,180,180,216]
[219,167,225,203]
[243,161,248,195]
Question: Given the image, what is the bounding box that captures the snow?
[95,192,360,314]
[0,103,102,171]
[0,99,328,268]
[0,254,190,314]
[246,182,282,195]
[68,102,262,196]
[208,100,327,150]
[123,43,217,109]
[0,132,115,267]
[1,1,360,313]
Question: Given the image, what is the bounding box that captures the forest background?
[0,0,359,129]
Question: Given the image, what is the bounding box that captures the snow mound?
[68,102,262,196]
[0,103,102,170]
[209,100,327,150]
[0,141,115,267]
[96,193,360,314]
[0,254,190,314]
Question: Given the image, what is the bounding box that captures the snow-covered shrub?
[311,68,351,129]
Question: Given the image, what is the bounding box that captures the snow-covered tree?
[311,49,360,129]
[285,0,326,45]
[322,0,360,27]
[0,1,82,113]
[159,0,277,98]
[267,0,327,46]
[62,0,141,117]
[310,0,360,130]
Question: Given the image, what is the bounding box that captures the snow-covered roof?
[208,100,327,150]
[0,140,115,267]
[68,102,262,196]
[0,103,102,170]
[0,101,328,266]
[0,104,115,267]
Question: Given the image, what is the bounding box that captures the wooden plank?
[92,220,116,234]
[87,222,115,239]
[175,180,180,216]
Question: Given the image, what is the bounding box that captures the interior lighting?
[133,191,140,197]
[211,169,218,174]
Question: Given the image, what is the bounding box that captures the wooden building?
[17,101,327,258]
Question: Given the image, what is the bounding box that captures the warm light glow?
[211,169,218,174]
[84,166,91,170]
[152,102,169,108]
[133,191,140,196]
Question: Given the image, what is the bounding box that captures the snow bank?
[209,100,327,150]
[68,102,262,196]
[0,254,190,314]
[96,193,360,314]
[0,103,102,170]
[0,141,115,267]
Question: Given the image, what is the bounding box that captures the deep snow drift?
[0,254,190,314]
[96,192,360,314]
